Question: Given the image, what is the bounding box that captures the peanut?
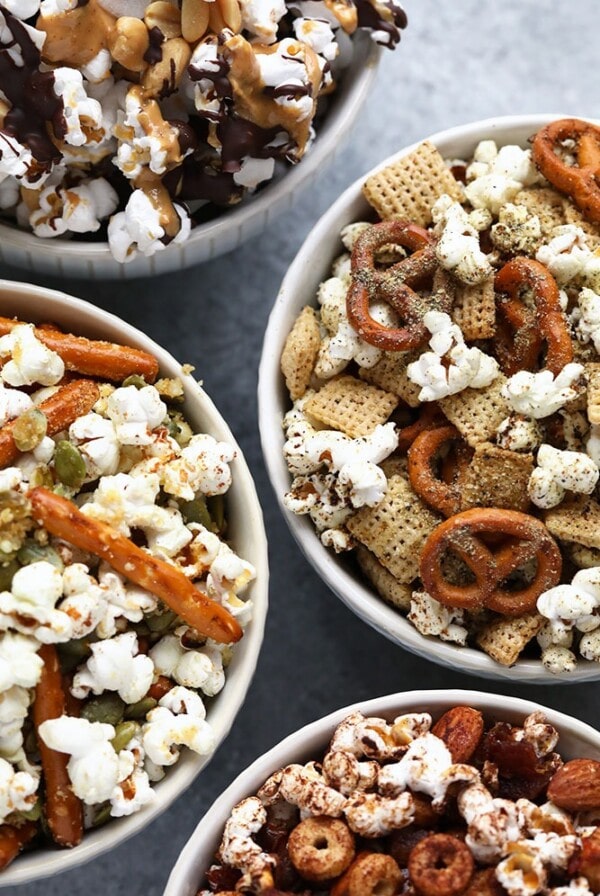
[109,17,150,73]
[209,0,242,35]
[141,37,192,97]
[182,0,210,42]
[144,1,182,39]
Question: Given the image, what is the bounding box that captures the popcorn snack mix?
[0,314,255,868]
[197,704,600,896]
[279,117,600,672]
[0,0,407,263]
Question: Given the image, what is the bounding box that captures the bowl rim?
[164,686,600,896]
[257,112,600,685]
[0,279,269,887]
[0,34,380,268]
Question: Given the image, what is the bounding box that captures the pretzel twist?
[346,221,448,351]
[408,425,471,518]
[532,118,600,224]
[494,257,573,375]
[419,507,562,616]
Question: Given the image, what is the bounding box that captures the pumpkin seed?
[12,408,47,452]
[124,696,157,720]
[81,693,125,726]
[111,720,140,753]
[54,441,87,489]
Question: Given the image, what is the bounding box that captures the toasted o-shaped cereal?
[287,816,355,882]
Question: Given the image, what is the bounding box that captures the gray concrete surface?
[3,1,600,893]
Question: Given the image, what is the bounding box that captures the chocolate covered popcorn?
[0,0,407,262]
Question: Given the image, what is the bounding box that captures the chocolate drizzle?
[355,0,407,47]
[143,26,164,65]
[0,7,62,174]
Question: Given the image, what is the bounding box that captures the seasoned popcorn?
[279,119,600,672]
[0,0,407,262]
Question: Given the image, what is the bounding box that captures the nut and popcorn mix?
[0,0,407,263]
[279,117,600,672]
[0,313,256,869]
[196,704,600,896]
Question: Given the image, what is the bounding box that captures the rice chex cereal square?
[356,545,412,611]
[451,274,496,340]
[362,141,463,227]
[280,306,321,401]
[346,475,440,582]
[439,375,509,447]
[304,375,398,438]
[476,613,545,666]
[359,350,422,407]
[460,443,534,512]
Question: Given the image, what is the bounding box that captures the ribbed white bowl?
[0,280,269,886]
[164,688,600,896]
[258,114,600,684]
[0,36,378,280]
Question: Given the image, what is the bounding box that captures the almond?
[547,758,600,811]
[432,706,484,762]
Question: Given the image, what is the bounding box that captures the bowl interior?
[0,281,269,887]
[258,113,600,684]
[164,688,600,896]
[0,34,378,280]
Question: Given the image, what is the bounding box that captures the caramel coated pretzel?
[494,257,573,375]
[419,507,562,616]
[29,487,243,644]
[0,822,38,870]
[0,317,159,383]
[346,220,447,351]
[396,402,446,453]
[532,118,600,224]
[408,425,471,518]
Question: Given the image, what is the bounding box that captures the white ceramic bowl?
[0,280,269,887]
[0,36,378,281]
[258,113,600,685]
[164,687,600,896]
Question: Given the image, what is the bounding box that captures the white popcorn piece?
[278,763,347,816]
[69,412,120,479]
[141,705,216,767]
[293,17,338,60]
[111,761,154,817]
[256,39,314,122]
[0,384,32,427]
[580,629,600,662]
[116,90,172,179]
[71,631,154,704]
[95,566,157,640]
[496,414,543,452]
[162,433,235,501]
[149,634,225,697]
[491,203,543,255]
[52,67,103,147]
[0,324,64,387]
[330,710,427,762]
[528,444,599,509]
[537,225,600,290]
[408,590,468,646]
[0,632,43,692]
[106,385,166,446]
[378,732,479,809]
[571,286,600,352]
[502,364,585,419]
[465,141,541,216]
[58,562,109,639]
[0,686,32,759]
[240,0,286,42]
[30,179,119,238]
[344,790,414,837]
[107,190,191,264]
[432,195,493,284]
[39,716,130,805]
[407,310,499,401]
[0,561,72,644]
[0,756,38,823]
[521,711,559,757]
[537,569,600,668]
[0,467,23,493]
[218,797,275,881]
[458,782,524,863]
[233,156,276,190]
[15,435,56,482]
[159,685,207,719]
[496,846,547,895]
[549,882,595,896]
[322,749,378,795]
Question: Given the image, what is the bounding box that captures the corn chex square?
[356,545,412,611]
[460,443,534,512]
[476,613,544,666]
[362,141,463,227]
[346,475,440,583]
[451,274,496,340]
[280,306,321,401]
[439,375,509,447]
[563,201,600,249]
[359,350,422,407]
[303,375,398,438]
[544,498,600,549]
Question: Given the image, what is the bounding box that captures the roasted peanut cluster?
[0,315,255,869]
[279,118,600,671]
[198,705,600,896]
[0,0,406,262]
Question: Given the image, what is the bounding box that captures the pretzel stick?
[29,487,243,644]
[0,317,159,383]
[0,378,100,469]
[33,644,83,849]
[0,821,38,869]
